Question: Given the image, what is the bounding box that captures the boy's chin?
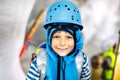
[57,53,68,56]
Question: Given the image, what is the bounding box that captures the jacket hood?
[45,25,84,80]
[46,25,83,58]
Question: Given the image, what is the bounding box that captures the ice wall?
[80,0,120,56]
[0,0,35,80]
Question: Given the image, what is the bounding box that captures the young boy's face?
[51,31,74,56]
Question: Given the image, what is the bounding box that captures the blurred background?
[0,0,119,80]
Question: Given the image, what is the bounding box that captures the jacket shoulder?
[35,42,47,62]
[75,52,89,73]
[35,42,46,54]
[75,52,84,77]
[35,42,47,78]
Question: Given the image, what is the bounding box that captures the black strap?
[57,56,60,80]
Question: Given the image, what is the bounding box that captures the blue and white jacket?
[26,43,91,80]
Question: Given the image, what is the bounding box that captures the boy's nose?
[60,38,66,46]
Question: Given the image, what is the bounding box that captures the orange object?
[19,9,45,58]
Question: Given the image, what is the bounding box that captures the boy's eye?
[66,36,73,39]
[53,36,59,38]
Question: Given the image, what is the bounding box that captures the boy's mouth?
[57,48,68,52]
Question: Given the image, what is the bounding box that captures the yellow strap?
[36,48,40,54]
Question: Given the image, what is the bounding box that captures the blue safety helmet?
[43,0,83,30]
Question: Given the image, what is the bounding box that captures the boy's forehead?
[53,31,72,35]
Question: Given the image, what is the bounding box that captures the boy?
[26,0,91,80]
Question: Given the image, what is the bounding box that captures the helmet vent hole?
[74,9,76,12]
[77,19,79,22]
[58,5,60,7]
[54,8,57,10]
[65,5,68,7]
[50,9,52,12]
[67,8,70,11]
[50,15,52,20]
[71,15,74,20]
